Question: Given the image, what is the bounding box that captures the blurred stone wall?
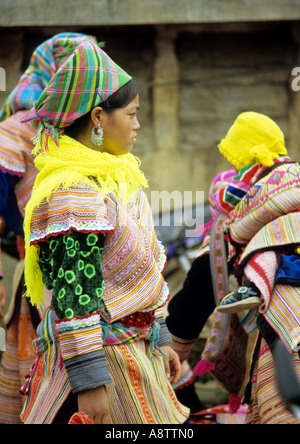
[1,3,300,211]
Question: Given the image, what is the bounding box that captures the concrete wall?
[1,4,300,211]
[1,0,300,26]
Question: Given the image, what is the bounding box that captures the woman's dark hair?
[64,79,139,140]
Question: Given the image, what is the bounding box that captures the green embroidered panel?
[39,229,106,319]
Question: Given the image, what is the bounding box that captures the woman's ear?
[90,106,103,127]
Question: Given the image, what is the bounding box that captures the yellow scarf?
[24,135,148,307]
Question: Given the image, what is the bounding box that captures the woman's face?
[100,95,140,156]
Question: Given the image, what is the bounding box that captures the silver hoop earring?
[91,124,103,148]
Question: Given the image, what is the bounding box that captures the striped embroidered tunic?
[27,185,170,393]
[19,181,191,424]
[29,185,169,320]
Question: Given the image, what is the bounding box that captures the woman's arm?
[39,229,112,423]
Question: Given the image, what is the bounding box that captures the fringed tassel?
[19,356,39,395]
[32,121,63,152]
[229,393,243,413]
[23,243,45,308]
[32,121,45,147]
[193,359,216,377]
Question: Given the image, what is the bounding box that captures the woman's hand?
[160,345,182,385]
[77,386,111,424]
[0,280,6,320]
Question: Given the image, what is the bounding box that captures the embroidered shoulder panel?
[29,183,117,244]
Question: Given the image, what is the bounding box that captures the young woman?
[0,32,98,424]
[19,40,189,424]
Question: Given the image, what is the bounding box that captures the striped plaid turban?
[0,32,98,122]
[21,40,132,145]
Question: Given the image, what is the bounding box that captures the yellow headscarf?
[218,111,287,170]
[24,135,148,307]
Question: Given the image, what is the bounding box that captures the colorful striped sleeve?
[38,229,112,392]
[0,111,35,177]
[29,183,116,245]
[155,308,172,347]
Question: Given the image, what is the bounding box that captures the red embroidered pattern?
[119,311,155,329]
[119,344,154,424]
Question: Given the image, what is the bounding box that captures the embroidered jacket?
[30,185,170,392]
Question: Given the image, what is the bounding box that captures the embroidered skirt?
[245,337,300,424]
[20,314,189,424]
[104,340,188,424]
[0,295,37,424]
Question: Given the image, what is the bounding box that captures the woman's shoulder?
[29,182,118,244]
